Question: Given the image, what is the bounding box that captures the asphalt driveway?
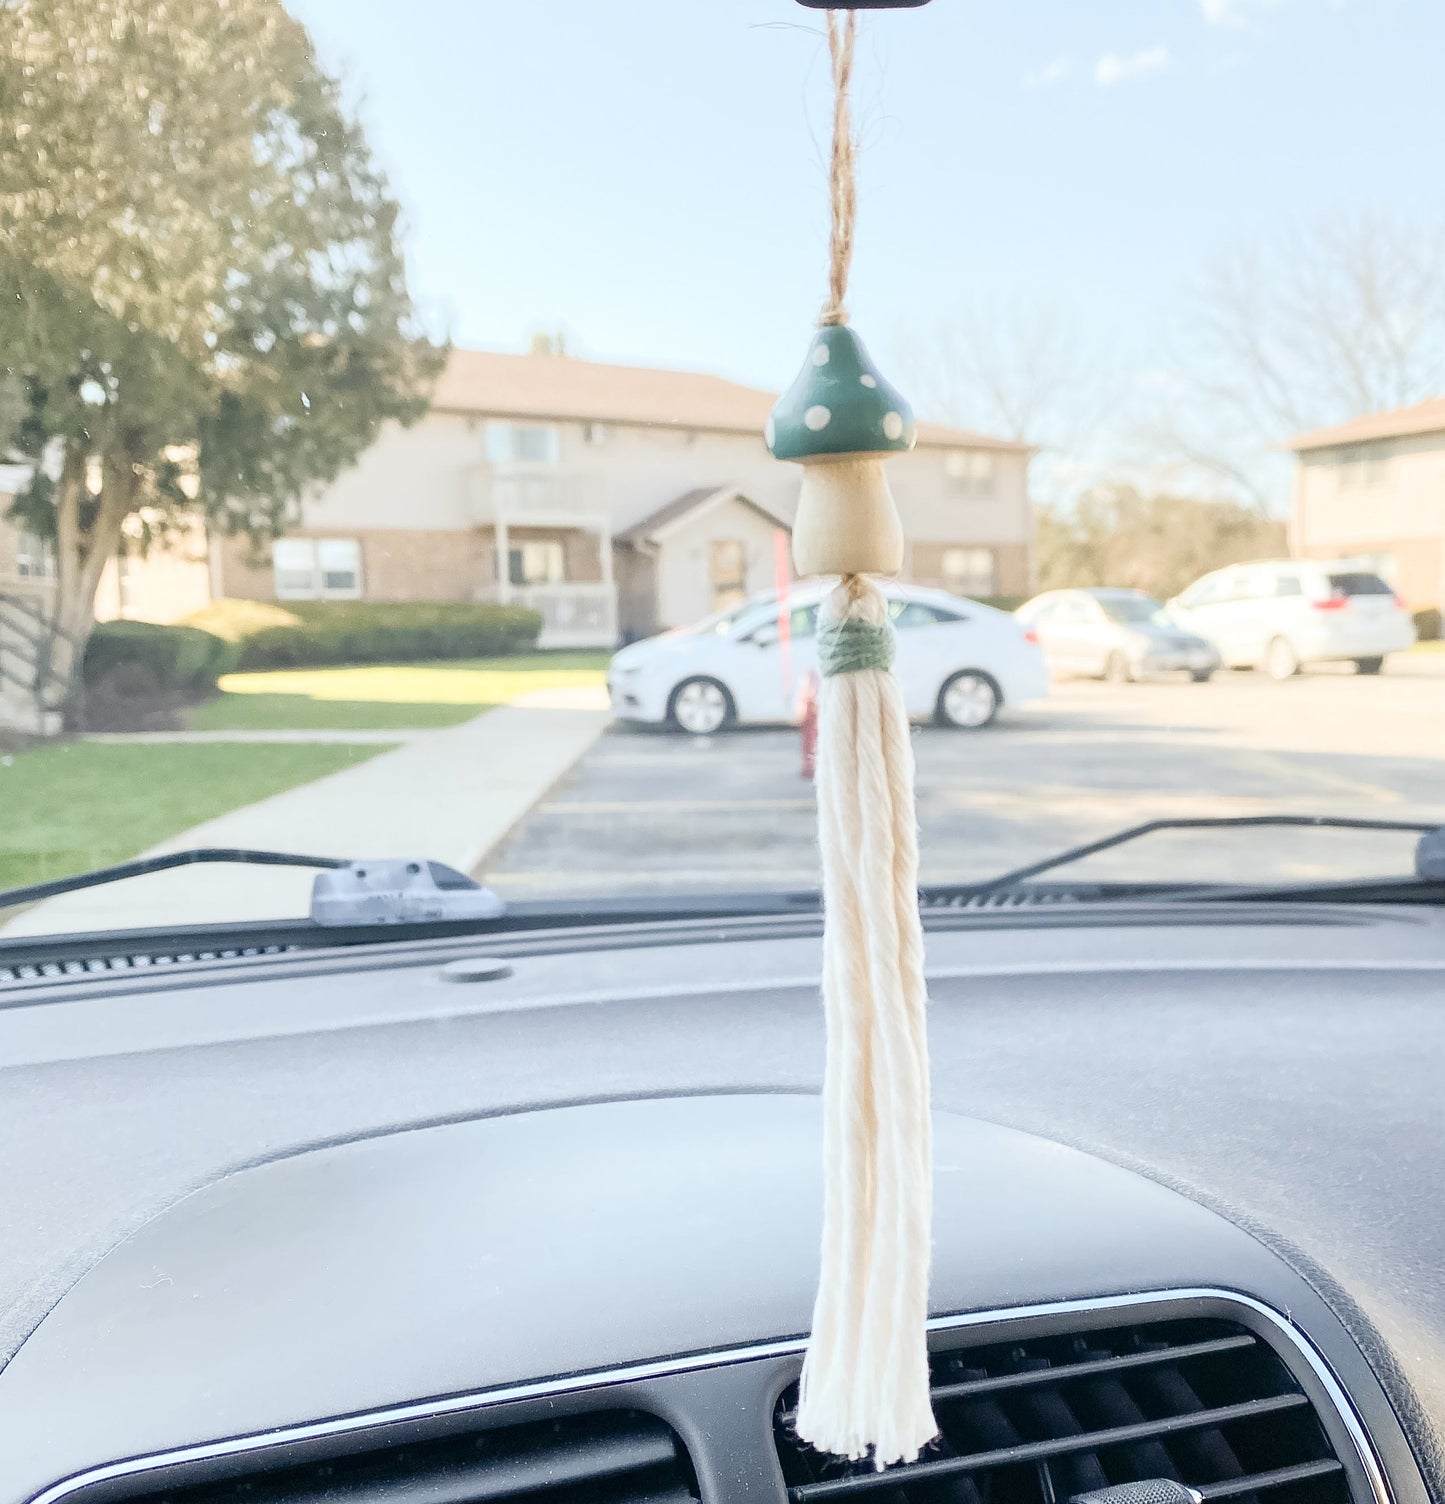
[485,657,1445,899]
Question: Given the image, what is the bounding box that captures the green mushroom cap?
[766,325,917,463]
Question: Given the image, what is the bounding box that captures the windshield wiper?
[971,815,1443,900]
[0,848,505,926]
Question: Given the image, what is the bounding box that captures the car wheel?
[1263,636,1300,680]
[1190,669,1214,683]
[1104,651,1132,684]
[936,670,1000,729]
[667,676,733,735]
[1355,655,1385,675]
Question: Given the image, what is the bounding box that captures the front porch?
[470,460,618,649]
[476,579,618,650]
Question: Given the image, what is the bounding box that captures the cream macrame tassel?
[765,13,936,1463]
[794,575,936,1467]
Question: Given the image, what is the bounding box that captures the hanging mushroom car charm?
[766,325,917,578]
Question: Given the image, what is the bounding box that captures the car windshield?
[1095,596,1165,624]
[1,0,1442,940]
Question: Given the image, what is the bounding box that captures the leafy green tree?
[0,0,444,713]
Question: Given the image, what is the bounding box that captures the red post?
[773,528,793,698]
[798,669,820,781]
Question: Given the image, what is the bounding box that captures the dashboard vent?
[774,1317,1353,1504]
[918,888,1085,912]
[110,1410,697,1504]
[0,943,298,989]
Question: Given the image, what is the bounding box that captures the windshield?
[1095,595,1164,625]
[2,0,1442,939]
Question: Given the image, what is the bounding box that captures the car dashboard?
[0,900,1442,1504]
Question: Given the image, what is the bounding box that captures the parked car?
[1015,588,1221,683]
[1166,560,1416,679]
[608,581,1048,734]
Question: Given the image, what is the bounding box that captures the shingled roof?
[614,487,790,548]
[1285,396,1445,451]
[430,348,1024,452]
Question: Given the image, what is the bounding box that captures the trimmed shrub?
[977,594,1028,613]
[1413,608,1441,642]
[183,598,544,669]
[82,620,239,695]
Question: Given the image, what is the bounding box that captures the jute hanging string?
[766,8,937,1470]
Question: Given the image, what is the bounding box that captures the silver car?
[1016,588,1222,683]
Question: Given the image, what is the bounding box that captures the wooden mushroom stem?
[791,454,905,579]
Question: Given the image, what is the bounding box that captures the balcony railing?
[478,581,618,649]
[471,464,611,530]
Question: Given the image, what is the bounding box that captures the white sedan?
[608,582,1049,734]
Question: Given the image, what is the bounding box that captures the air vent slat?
[929,1336,1258,1405]
[267,1420,680,1504]
[1198,1461,1345,1500]
[779,1335,1261,1425]
[775,1316,1356,1504]
[790,1395,1308,1502]
[105,1410,697,1504]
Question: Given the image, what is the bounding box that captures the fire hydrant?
[797,668,820,781]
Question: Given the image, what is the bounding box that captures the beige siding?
[299,415,479,532]
[653,499,789,631]
[1294,432,1445,607]
[889,449,1032,549]
[212,402,1033,629]
[298,410,1030,556]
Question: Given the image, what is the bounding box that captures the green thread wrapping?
[818,615,895,677]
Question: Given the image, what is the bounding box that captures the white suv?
[1167,560,1416,679]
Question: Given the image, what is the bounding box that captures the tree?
[1144,212,1445,504]
[1035,485,1286,600]
[900,299,1119,505]
[0,0,444,715]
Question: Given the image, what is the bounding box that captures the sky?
[287,0,1445,409]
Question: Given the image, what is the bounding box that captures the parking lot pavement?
[484,659,1445,899]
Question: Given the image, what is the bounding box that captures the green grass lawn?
[0,741,388,893]
[188,652,612,732]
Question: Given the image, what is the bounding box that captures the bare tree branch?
[1151,211,1445,500]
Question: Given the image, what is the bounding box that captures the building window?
[273,537,363,600]
[582,422,612,445]
[1336,445,1389,488]
[508,540,565,586]
[945,449,996,497]
[14,529,56,580]
[486,422,560,464]
[942,546,996,597]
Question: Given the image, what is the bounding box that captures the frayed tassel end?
[798,576,937,1468]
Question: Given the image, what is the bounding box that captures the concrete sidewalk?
[4,686,610,935]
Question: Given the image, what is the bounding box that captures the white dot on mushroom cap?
[859,374,877,388]
[764,416,776,448]
[883,412,904,440]
[804,405,832,431]
[811,344,830,367]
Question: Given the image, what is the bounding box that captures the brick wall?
[218,529,492,603]
[907,540,1031,599]
[216,525,608,603]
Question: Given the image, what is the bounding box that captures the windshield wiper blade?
[972,814,1442,899]
[0,848,348,912]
